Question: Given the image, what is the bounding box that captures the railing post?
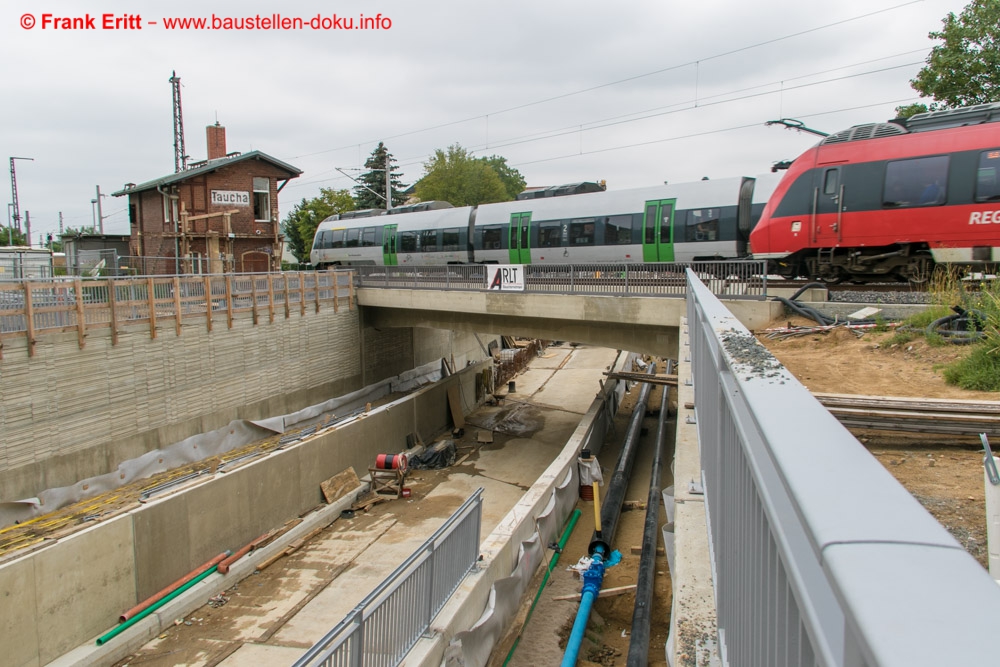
[173,277,183,336]
[299,273,307,316]
[425,542,436,629]
[23,281,36,357]
[624,264,629,295]
[267,273,275,323]
[108,279,119,346]
[570,265,574,293]
[251,276,259,326]
[350,609,365,667]
[146,277,157,339]
[74,278,87,349]
[333,272,339,313]
[225,275,234,329]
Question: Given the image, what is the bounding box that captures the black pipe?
[589,362,655,556]
[626,359,674,666]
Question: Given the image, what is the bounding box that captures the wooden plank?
[251,274,259,325]
[74,278,86,349]
[630,546,666,556]
[23,282,35,357]
[332,271,339,313]
[204,276,213,332]
[173,276,183,336]
[604,371,677,386]
[283,276,291,319]
[314,274,321,314]
[348,271,353,310]
[321,467,361,505]
[447,385,465,428]
[814,392,1000,414]
[299,274,306,316]
[147,277,157,339]
[267,273,275,323]
[225,275,234,329]
[554,584,637,602]
[108,279,120,346]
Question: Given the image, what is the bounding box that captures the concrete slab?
[527,347,572,370]
[529,369,607,414]
[506,367,555,396]
[0,555,38,667]
[217,642,305,666]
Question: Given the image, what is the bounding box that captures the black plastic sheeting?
[410,440,457,469]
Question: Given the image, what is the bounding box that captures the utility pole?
[59,212,63,235]
[95,185,105,234]
[170,71,187,173]
[9,156,34,233]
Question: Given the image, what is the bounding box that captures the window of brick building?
[253,177,271,221]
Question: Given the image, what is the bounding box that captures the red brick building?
[113,124,302,274]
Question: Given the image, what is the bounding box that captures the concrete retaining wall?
[0,363,487,667]
[0,308,363,502]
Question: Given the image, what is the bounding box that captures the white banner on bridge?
[487,265,525,291]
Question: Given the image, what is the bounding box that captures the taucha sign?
[210,190,250,206]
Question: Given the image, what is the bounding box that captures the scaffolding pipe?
[589,362,655,556]
[627,359,674,666]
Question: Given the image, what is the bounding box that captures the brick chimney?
[206,123,227,160]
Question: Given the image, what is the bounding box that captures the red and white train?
[749,102,1000,282]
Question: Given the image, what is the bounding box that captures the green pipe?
[503,508,582,667]
[96,564,219,646]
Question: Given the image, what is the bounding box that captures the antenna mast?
[170,71,187,173]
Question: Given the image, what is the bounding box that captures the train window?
[345,228,360,248]
[329,229,345,249]
[883,155,949,207]
[605,215,632,244]
[361,227,377,247]
[975,151,1000,202]
[442,228,462,251]
[538,222,562,247]
[644,204,657,244]
[823,169,839,195]
[482,226,503,250]
[420,229,438,251]
[686,209,720,242]
[569,219,595,245]
[399,231,417,253]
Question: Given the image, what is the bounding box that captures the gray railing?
[353,261,767,298]
[293,488,483,667]
[686,268,1000,666]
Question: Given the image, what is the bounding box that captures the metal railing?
[686,268,1000,666]
[293,488,483,667]
[353,261,767,298]
[0,271,354,356]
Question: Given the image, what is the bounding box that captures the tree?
[894,102,929,119]
[354,142,408,210]
[480,154,527,200]
[414,144,512,206]
[0,226,28,246]
[281,188,355,263]
[910,0,1000,109]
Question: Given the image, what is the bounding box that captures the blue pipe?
[560,546,606,667]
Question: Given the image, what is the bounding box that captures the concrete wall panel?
[134,494,193,602]
[34,516,136,663]
[185,470,252,573]
[0,556,38,667]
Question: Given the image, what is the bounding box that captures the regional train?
[749,102,1000,283]
[310,175,779,268]
[310,103,1000,282]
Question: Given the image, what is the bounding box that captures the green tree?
[281,188,355,263]
[910,0,1000,109]
[894,102,929,119]
[354,142,407,210]
[480,154,527,200]
[0,226,27,246]
[415,144,512,206]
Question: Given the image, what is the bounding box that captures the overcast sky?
[0,0,971,244]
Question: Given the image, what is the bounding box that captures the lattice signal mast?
[9,156,34,233]
[170,71,187,173]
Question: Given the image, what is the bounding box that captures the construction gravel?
[827,289,932,304]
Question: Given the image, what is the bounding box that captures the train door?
[508,212,532,264]
[642,199,676,262]
[382,223,398,265]
[814,167,843,244]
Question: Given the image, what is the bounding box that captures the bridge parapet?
[682,268,1000,665]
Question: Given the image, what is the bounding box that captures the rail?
[686,268,1000,666]
[353,261,767,298]
[293,488,483,667]
[0,270,354,358]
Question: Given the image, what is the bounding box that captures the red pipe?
[119,551,229,623]
[218,531,269,574]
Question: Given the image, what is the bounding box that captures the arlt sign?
[487,265,524,291]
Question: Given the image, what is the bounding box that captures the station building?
[113,124,302,274]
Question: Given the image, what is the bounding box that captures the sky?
[0,0,972,245]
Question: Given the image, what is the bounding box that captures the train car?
[749,103,1000,283]
[310,175,777,267]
